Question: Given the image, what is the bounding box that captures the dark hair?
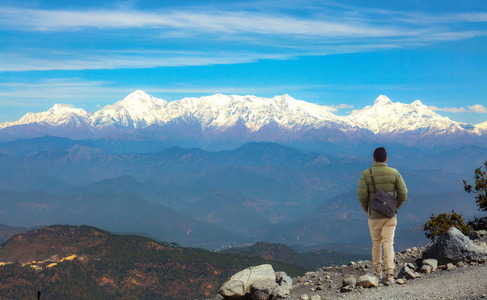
[373,147,387,162]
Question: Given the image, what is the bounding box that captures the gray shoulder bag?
[369,169,398,218]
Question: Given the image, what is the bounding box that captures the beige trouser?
[368,217,397,275]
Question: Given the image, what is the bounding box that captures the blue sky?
[0,0,486,124]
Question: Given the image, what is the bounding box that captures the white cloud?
[333,104,354,109]
[428,104,487,114]
[468,104,487,113]
[0,3,486,72]
[0,7,411,38]
[0,51,291,72]
[428,106,466,113]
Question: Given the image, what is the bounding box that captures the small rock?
[457,262,467,268]
[343,275,357,287]
[305,272,316,278]
[271,285,290,299]
[300,294,309,300]
[275,272,293,288]
[396,279,405,285]
[406,263,416,269]
[422,259,438,271]
[325,275,330,280]
[446,263,455,270]
[250,279,278,300]
[340,285,354,293]
[420,265,432,274]
[412,247,418,251]
[310,288,315,292]
[399,265,420,280]
[316,285,324,291]
[357,273,379,288]
[349,261,356,266]
[468,230,487,240]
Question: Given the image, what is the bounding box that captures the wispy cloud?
[429,104,487,114]
[0,2,486,72]
[428,106,466,113]
[0,7,413,37]
[0,51,291,72]
[0,78,326,108]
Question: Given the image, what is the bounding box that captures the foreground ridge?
[214,228,487,300]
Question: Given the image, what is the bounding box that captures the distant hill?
[0,225,307,299]
[0,224,34,244]
[0,189,248,250]
[222,242,369,269]
[0,140,485,251]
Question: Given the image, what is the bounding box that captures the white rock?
[219,264,275,298]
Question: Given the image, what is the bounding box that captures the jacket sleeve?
[395,171,408,209]
[357,171,369,212]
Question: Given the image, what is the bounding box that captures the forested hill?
[0,225,306,299]
[222,242,368,270]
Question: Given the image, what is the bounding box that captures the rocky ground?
[288,255,487,300]
[288,229,487,300]
[215,229,487,300]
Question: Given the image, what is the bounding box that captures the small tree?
[424,210,470,242]
[463,160,487,230]
[463,161,487,211]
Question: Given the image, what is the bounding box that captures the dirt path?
[290,264,487,300]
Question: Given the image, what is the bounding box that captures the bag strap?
[369,168,377,193]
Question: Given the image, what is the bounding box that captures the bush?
[424,210,470,242]
[463,161,487,212]
[467,216,487,231]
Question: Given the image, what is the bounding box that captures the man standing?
[357,147,407,284]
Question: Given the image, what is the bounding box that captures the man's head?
[373,147,388,162]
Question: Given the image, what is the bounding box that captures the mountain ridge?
[1,91,485,148]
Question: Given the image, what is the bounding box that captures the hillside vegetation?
[0,225,306,299]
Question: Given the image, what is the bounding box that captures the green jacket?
[357,162,408,219]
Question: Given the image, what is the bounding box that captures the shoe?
[375,271,383,280]
[386,274,395,284]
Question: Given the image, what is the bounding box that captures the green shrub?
[467,216,487,231]
[463,161,487,212]
[424,210,470,242]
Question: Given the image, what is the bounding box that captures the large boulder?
[219,264,276,299]
[423,227,487,264]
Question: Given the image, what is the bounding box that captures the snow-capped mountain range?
[0,90,485,148]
